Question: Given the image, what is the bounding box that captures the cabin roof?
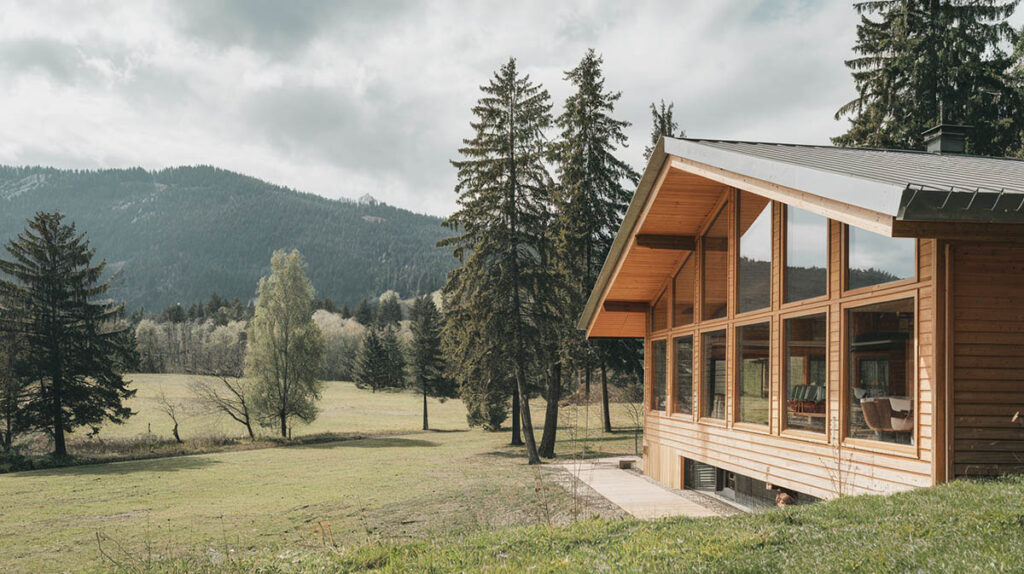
[578,136,1024,337]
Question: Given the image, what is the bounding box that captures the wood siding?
[950,243,1024,476]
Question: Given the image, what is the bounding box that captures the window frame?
[839,291,919,457]
[779,306,831,442]
[648,336,669,413]
[736,194,773,317]
[671,333,695,419]
[733,317,772,432]
[701,202,731,323]
[780,205,830,310]
[842,224,918,296]
[698,327,729,425]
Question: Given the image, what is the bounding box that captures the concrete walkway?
[556,456,727,519]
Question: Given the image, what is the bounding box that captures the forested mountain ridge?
[0,165,454,311]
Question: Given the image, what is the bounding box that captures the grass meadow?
[1,374,636,572]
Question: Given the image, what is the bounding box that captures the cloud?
[2,1,1020,217]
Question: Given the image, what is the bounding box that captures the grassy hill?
[0,165,455,311]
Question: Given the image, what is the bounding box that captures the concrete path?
[556,456,727,519]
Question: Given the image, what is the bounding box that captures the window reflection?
[785,206,828,302]
[701,330,727,419]
[674,336,693,414]
[739,193,771,313]
[785,313,827,433]
[848,228,915,290]
[702,205,729,320]
[737,322,770,425]
[674,256,695,327]
[651,339,667,411]
[847,299,914,444]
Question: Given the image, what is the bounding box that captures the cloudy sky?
[3,1,1018,217]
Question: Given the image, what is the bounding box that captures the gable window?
[673,335,693,415]
[701,330,727,420]
[673,255,695,327]
[651,339,667,411]
[785,313,827,433]
[737,321,770,426]
[848,227,915,290]
[846,298,914,445]
[785,206,828,302]
[702,204,730,321]
[651,289,669,332]
[738,193,771,314]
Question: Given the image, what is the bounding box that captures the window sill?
[841,437,918,458]
[841,276,918,299]
[733,422,770,435]
[780,428,829,444]
[669,411,694,422]
[697,417,727,428]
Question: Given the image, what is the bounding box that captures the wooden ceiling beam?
[635,234,696,251]
[603,301,650,313]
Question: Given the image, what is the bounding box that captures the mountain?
[0,165,455,311]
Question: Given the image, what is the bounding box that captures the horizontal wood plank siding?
[951,243,1024,476]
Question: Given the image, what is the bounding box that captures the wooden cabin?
[579,132,1024,505]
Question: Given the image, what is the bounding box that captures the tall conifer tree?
[441,57,556,464]
[409,296,456,430]
[834,0,1022,155]
[551,50,640,442]
[0,212,135,457]
[644,99,685,160]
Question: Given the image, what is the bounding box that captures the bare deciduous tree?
[190,376,257,440]
[155,388,185,444]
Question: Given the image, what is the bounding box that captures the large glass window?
[702,205,730,320]
[737,321,770,426]
[651,289,668,332]
[847,299,914,445]
[701,330,727,419]
[785,313,827,433]
[738,193,771,314]
[674,336,693,414]
[673,256,695,327]
[785,206,828,302]
[848,228,915,290]
[651,339,667,411]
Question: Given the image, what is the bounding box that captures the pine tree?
[376,292,403,326]
[245,250,325,438]
[0,212,136,457]
[441,57,556,464]
[354,326,405,393]
[410,296,456,430]
[353,298,374,325]
[644,99,685,160]
[551,50,641,445]
[0,292,29,452]
[834,0,1022,155]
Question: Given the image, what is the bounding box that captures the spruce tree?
[245,250,325,438]
[353,298,374,325]
[354,326,406,393]
[410,296,456,430]
[551,50,641,444]
[834,0,1022,155]
[0,212,136,457]
[379,325,406,390]
[441,57,556,464]
[644,99,685,160]
[376,292,403,326]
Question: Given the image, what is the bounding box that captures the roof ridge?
[673,137,1024,163]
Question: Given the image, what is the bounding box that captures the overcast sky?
[3,2,1020,217]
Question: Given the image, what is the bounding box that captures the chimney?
[922,123,970,154]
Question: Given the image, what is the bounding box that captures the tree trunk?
[511,390,523,445]
[280,411,288,438]
[539,361,562,458]
[584,367,591,401]
[52,378,67,458]
[245,419,255,440]
[515,368,541,465]
[601,362,612,433]
[422,386,429,431]
[172,421,182,444]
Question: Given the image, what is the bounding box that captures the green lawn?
[1,375,635,573]
[159,475,1024,573]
